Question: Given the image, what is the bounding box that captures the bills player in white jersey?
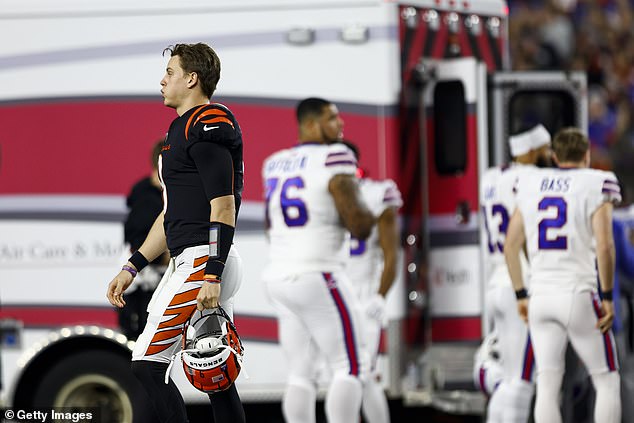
[262,98,375,423]
[341,141,403,423]
[479,124,551,423]
[505,128,621,423]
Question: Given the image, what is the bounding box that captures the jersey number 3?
[483,204,510,253]
[265,177,309,227]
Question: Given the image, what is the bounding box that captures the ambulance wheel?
[31,350,157,423]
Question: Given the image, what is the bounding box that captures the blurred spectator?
[118,139,168,340]
[509,0,634,199]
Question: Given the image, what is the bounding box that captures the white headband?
[509,124,551,157]
[529,124,551,149]
[509,131,533,157]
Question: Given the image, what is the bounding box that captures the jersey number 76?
[265,177,309,227]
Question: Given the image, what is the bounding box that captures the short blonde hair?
[552,127,589,163]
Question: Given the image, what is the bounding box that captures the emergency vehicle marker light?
[445,12,460,33]
[341,24,369,44]
[401,7,418,29]
[423,10,440,31]
[486,17,500,38]
[286,28,315,45]
[465,15,481,36]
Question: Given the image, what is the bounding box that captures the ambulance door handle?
[455,200,470,225]
[413,60,436,85]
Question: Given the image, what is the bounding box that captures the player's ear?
[300,117,318,137]
[187,71,198,88]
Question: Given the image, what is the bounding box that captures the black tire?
[31,350,158,423]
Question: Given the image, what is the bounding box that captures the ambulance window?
[508,90,576,135]
[433,80,467,175]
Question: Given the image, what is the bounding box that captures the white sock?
[361,375,390,423]
[502,380,534,423]
[591,371,621,423]
[486,383,505,423]
[283,377,316,423]
[534,370,563,423]
[325,374,362,423]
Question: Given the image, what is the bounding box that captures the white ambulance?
[0,0,587,420]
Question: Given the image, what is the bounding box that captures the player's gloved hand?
[365,293,386,322]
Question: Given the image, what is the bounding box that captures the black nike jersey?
[159,103,244,256]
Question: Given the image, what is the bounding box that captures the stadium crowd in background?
[508,0,634,201]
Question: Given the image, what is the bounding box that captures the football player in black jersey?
[107,42,245,423]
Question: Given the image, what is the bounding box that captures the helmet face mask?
[181,307,244,393]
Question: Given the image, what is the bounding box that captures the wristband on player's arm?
[205,221,235,282]
[515,288,528,300]
[128,251,149,272]
[601,289,613,301]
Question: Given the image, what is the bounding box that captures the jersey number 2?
[538,197,567,250]
[265,177,308,227]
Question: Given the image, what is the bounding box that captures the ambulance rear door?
[404,56,490,414]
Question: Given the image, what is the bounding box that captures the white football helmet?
[473,331,503,396]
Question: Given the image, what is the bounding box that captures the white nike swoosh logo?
[203,125,219,131]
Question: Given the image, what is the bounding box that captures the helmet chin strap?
[165,348,198,385]
[164,342,248,385]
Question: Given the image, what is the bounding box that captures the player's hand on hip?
[106,270,134,308]
[597,300,614,333]
[517,298,529,323]
[197,281,221,310]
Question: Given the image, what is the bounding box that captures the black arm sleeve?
[189,141,234,201]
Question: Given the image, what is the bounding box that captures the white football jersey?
[346,178,403,299]
[262,142,357,278]
[480,163,535,286]
[515,167,621,293]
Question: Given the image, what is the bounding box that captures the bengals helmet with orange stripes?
[181,307,244,393]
